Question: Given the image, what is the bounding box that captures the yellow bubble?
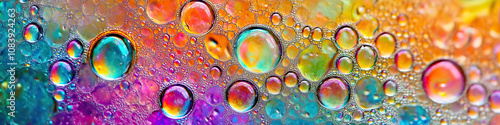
[337,56,354,74]
[286,45,299,59]
[204,33,232,61]
[312,27,323,41]
[356,45,377,70]
[266,76,282,95]
[356,14,378,38]
[282,27,296,41]
[284,72,298,87]
[375,33,396,58]
[335,26,359,50]
[271,13,282,25]
[302,26,311,38]
[395,50,413,71]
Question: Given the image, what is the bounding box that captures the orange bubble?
[181,1,215,34]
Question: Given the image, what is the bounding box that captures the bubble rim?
[86,30,137,81]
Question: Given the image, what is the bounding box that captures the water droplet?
[53,89,66,101]
[66,39,84,58]
[49,60,75,86]
[383,80,397,96]
[489,90,500,113]
[356,45,377,70]
[395,50,413,71]
[335,26,358,50]
[160,84,194,119]
[422,60,465,104]
[298,80,310,93]
[24,23,42,43]
[146,0,180,24]
[226,80,258,113]
[265,99,286,119]
[284,72,298,87]
[467,84,486,106]
[356,14,379,38]
[181,1,215,34]
[204,33,232,61]
[270,13,282,25]
[235,28,281,73]
[318,77,350,110]
[266,76,282,95]
[336,56,354,74]
[354,76,385,109]
[375,32,396,58]
[298,45,332,81]
[210,66,222,80]
[89,31,135,80]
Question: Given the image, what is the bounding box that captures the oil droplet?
[53,89,66,101]
[298,45,332,81]
[396,105,430,125]
[422,60,465,104]
[174,32,189,48]
[395,50,413,71]
[397,14,408,26]
[356,14,378,38]
[180,1,215,34]
[467,84,486,106]
[335,26,358,50]
[205,33,232,61]
[312,27,323,41]
[66,39,84,58]
[226,80,258,113]
[30,5,38,16]
[266,76,282,95]
[468,66,481,83]
[270,13,282,25]
[302,26,311,38]
[265,99,286,119]
[235,28,281,73]
[50,60,75,86]
[24,23,42,43]
[356,45,377,70]
[160,84,194,119]
[337,56,354,74]
[353,110,364,121]
[284,72,298,87]
[89,31,135,80]
[146,0,181,24]
[489,90,500,113]
[298,80,310,93]
[318,77,350,110]
[210,66,222,80]
[375,33,396,58]
[354,76,385,109]
[282,27,296,41]
[467,106,479,119]
[383,80,397,96]
[286,45,299,59]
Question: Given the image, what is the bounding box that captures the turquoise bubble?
[19,41,32,56]
[49,60,75,86]
[354,76,385,109]
[89,33,135,80]
[235,28,281,73]
[265,99,286,119]
[46,22,70,47]
[66,39,84,58]
[24,23,42,43]
[396,105,430,125]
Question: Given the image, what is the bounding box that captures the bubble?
[336,56,354,74]
[383,80,397,96]
[356,14,379,38]
[395,50,413,71]
[468,66,481,83]
[282,27,295,41]
[265,99,286,119]
[235,28,281,73]
[30,5,38,16]
[24,23,42,43]
[489,90,500,113]
[210,66,222,80]
[312,27,323,41]
[89,31,135,80]
[422,60,465,104]
[160,84,194,119]
[226,80,258,113]
[466,84,486,106]
[284,72,298,87]
[397,14,408,26]
[353,110,364,121]
[298,80,310,93]
[19,41,32,56]
[66,39,84,58]
[146,0,180,24]
[356,45,377,70]
[46,21,70,47]
[317,77,350,110]
[302,26,311,38]
[53,89,66,101]
[180,1,215,34]
[286,45,299,59]
[298,45,333,81]
[266,76,282,95]
[354,76,385,109]
[375,33,396,58]
[49,60,76,86]
[396,105,430,125]
[271,13,282,25]
[204,33,232,61]
[335,26,358,50]
[467,106,479,119]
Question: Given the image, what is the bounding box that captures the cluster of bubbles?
[3,0,500,124]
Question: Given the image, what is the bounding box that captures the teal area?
[265,99,286,119]
[45,21,70,47]
[396,105,430,125]
[354,76,385,109]
[32,40,53,63]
